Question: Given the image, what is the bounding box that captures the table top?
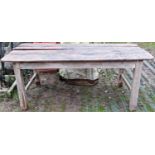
[15,43,138,50]
[2,43,154,62]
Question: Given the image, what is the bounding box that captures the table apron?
[17,61,141,69]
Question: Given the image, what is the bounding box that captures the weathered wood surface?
[19,62,136,69]
[129,61,143,111]
[14,43,138,50]
[16,43,138,48]
[15,47,72,50]
[2,46,153,62]
[7,80,17,95]
[0,88,9,93]
[13,63,28,110]
[122,74,131,90]
[25,72,37,90]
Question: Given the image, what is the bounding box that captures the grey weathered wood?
[13,70,37,94]
[17,43,138,48]
[13,63,28,110]
[2,47,153,62]
[15,43,138,50]
[0,88,9,93]
[19,61,136,69]
[15,47,72,50]
[25,72,37,90]
[122,75,131,90]
[144,61,155,74]
[7,80,17,95]
[129,61,143,111]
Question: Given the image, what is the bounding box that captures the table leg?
[118,69,124,87]
[13,63,28,110]
[129,61,143,111]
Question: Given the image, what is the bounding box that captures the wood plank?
[7,80,17,95]
[15,43,138,50]
[129,61,143,111]
[15,46,73,50]
[19,61,136,69]
[13,63,28,110]
[144,61,155,74]
[0,88,9,93]
[25,72,37,90]
[14,46,139,50]
[122,75,131,90]
[2,47,153,62]
[17,43,138,48]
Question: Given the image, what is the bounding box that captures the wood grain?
[129,61,143,111]
[13,63,28,110]
[19,61,136,69]
[2,47,153,62]
[17,43,138,48]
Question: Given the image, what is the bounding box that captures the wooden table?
[1,43,154,111]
